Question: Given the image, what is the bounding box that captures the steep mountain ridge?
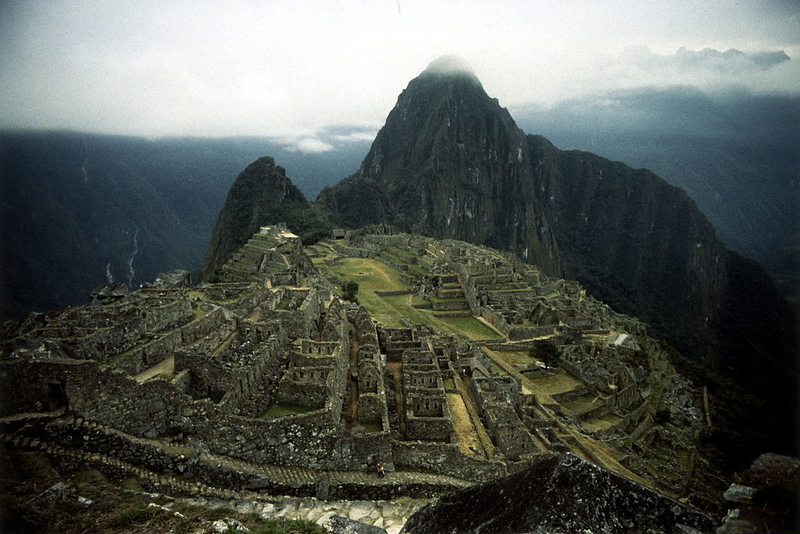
[318,59,794,404]
[511,89,800,269]
[318,63,565,275]
[317,59,743,369]
[525,136,729,363]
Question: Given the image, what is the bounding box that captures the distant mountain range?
[0,131,368,321]
[4,86,795,322]
[203,57,795,405]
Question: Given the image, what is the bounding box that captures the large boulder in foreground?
[400,453,713,534]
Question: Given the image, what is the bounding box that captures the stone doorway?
[44,381,67,411]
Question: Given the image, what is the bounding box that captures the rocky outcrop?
[200,157,330,281]
[317,58,564,276]
[400,453,714,534]
[717,453,800,533]
[325,514,388,534]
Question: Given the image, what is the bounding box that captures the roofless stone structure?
[1,227,722,530]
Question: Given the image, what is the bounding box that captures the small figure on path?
[377,462,386,478]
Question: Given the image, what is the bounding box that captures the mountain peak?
[420,55,479,82]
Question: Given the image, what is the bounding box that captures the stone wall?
[259,288,322,340]
[481,306,512,337]
[115,307,231,375]
[430,299,469,312]
[0,354,388,472]
[217,336,286,414]
[0,358,203,437]
[392,441,506,483]
[357,394,387,424]
[508,325,557,341]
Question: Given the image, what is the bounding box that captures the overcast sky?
[1,0,798,152]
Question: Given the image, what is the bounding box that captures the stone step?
[437,288,465,299]
[474,282,528,291]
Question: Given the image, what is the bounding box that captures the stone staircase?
[218,233,295,284]
[430,274,471,316]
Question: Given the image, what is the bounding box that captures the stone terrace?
[0,230,711,510]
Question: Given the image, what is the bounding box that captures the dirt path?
[345,323,360,425]
[386,362,407,438]
[446,393,483,456]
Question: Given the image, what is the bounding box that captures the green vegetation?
[313,251,501,340]
[318,257,410,293]
[494,351,534,366]
[664,344,792,473]
[437,316,500,340]
[358,421,383,433]
[342,281,359,303]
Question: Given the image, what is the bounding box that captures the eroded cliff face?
[526,136,728,365]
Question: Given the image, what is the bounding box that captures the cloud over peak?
[423,55,477,78]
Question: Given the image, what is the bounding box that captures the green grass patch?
[562,393,603,415]
[438,316,502,340]
[315,254,501,340]
[494,351,535,366]
[319,258,411,293]
[428,294,466,303]
[525,372,584,396]
[359,421,383,433]
[388,246,416,258]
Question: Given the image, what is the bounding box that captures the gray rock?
[89,282,130,302]
[211,518,250,533]
[722,483,756,504]
[325,514,388,534]
[153,269,194,288]
[400,453,714,534]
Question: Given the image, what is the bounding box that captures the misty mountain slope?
[511,88,800,268]
[524,136,727,358]
[1,131,198,320]
[309,58,795,396]
[0,131,364,322]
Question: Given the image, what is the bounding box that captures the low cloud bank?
[622,46,790,73]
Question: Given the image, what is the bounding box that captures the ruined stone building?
[0,228,710,505]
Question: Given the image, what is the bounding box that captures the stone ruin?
[0,227,718,521]
[217,224,314,286]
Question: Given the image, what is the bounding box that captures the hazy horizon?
[2,0,798,153]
